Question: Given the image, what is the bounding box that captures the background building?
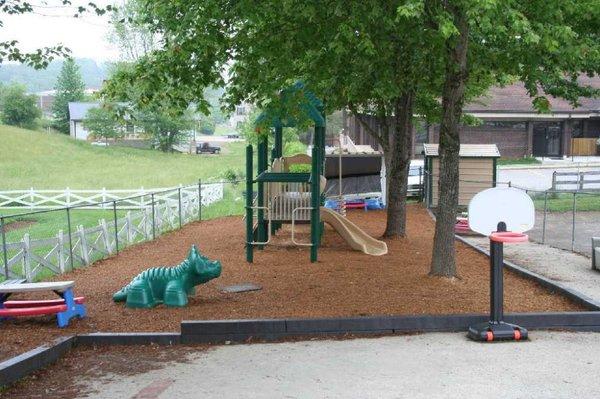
[345,76,600,158]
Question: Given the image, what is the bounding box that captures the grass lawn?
[533,192,600,212]
[214,123,237,136]
[497,156,541,166]
[0,124,247,189]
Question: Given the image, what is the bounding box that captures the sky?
[2,0,121,62]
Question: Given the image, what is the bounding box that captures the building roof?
[68,102,99,121]
[423,144,501,158]
[465,76,600,115]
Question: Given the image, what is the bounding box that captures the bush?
[0,83,41,129]
[288,164,311,173]
[284,140,307,156]
[223,168,245,184]
[199,119,216,135]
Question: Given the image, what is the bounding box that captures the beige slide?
[320,207,388,256]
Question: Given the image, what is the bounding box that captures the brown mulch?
[3,219,36,233]
[0,205,582,362]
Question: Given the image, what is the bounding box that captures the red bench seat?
[2,297,85,308]
[0,304,68,317]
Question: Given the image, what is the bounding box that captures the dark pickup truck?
[196,142,221,154]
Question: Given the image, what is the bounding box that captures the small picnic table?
[0,281,86,328]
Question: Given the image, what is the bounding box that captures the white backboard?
[468,187,535,236]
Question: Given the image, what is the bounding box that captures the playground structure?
[245,83,387,262]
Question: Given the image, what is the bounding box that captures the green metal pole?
[257,137,267,248]
[245,145,254,263]
[310,143,319,263]
[274,126,283,159]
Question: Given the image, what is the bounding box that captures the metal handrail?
[291,207,314,246]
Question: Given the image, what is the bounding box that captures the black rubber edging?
[5,309,600,387]
[455,234,600,311]
[180,311,600,343]
[76,332,181,346]
[0,335,76,387]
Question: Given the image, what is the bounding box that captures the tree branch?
[348,102,388,151]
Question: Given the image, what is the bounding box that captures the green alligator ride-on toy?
[113,245,221,308]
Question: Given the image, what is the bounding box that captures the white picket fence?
[0,184,222,209]
[1,183,224,281]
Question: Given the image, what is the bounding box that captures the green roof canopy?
[255,82,325,129]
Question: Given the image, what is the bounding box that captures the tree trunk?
[430,7,469,278]
[383,93,414,238]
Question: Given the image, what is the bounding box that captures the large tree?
[103,0,447,238]
[108,0,158,61]
[1,1,112,68]
[426,0,600,277]
[51,58,86,134]
[103,0,599,265]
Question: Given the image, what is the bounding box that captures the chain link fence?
[524,189,600,256]
[0,180,246,282]
[422,169,600,257]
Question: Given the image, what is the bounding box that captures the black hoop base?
[468,321,528,342]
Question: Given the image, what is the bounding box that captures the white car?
[407,159,425,196]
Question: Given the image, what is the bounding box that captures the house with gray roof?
[68,102,99,140]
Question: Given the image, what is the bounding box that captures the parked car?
[196,142,221,154]
[407,159,425,197]
[226,133,240,139]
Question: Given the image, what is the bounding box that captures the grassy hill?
[0,125,246,189]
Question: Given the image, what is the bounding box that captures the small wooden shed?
[423,144,501,207]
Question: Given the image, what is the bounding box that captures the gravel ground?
[5,332,600,398]
[464,235,600,301]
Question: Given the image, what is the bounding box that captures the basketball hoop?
[489,231,528,243]
[466,187,534,343]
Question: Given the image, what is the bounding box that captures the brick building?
[344,76,600,158]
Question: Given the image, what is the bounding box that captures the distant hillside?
[0,58,108,92]
[0,124,246,189]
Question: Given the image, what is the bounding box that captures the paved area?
[498,167,600,191]
[529,210,600,255]
[464,235,600,302]
[81,332,600,399]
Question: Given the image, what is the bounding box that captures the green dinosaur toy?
[113,245,221,308]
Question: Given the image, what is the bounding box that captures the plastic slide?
[320,207,388,256]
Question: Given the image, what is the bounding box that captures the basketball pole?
[468,221,528,342]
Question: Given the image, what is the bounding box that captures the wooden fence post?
[57,230,66,273]
[144,207,151,240]
[22,233,32,281]
[100,219,112,254]
[126,211,134,243]
[78,225,90,265]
